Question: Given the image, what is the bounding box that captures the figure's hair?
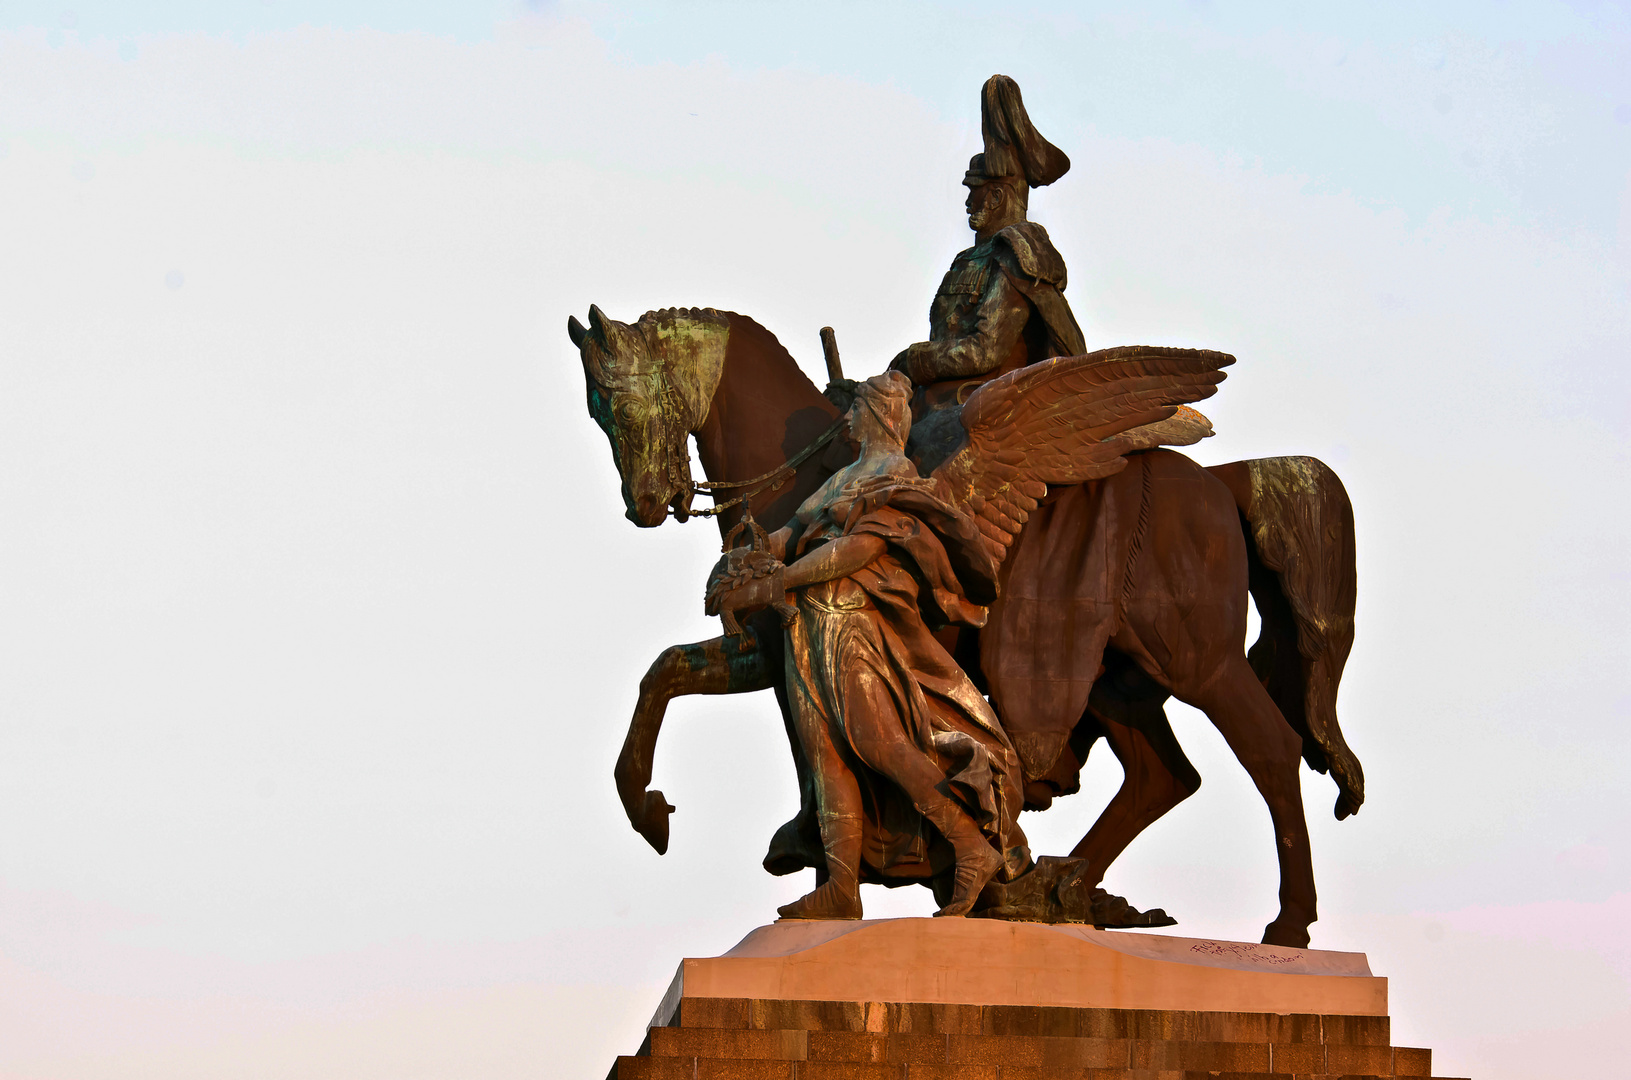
[855,371,912,444]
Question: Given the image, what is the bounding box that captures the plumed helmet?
[964,74,1071,189]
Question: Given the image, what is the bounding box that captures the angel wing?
[929,345,1234,562]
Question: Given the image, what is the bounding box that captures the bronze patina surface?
[568,75,1363,949]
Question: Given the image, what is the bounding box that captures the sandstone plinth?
[665,918,1385,1018]
[607,919,1466,1079]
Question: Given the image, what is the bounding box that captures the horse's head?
[569,304,729,527]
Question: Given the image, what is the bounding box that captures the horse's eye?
[615,398,645,424]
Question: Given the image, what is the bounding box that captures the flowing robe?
[774,482,1031,886]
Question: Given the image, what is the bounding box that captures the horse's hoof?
[634,790,675,854]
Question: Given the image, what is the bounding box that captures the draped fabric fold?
[768,481,1031,884]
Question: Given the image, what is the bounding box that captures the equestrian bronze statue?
[566,75,1361,949]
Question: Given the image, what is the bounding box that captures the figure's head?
[961,75,1069,237]
[963,174,1027,236]
[568,305,729,527]
[849,371,913,449]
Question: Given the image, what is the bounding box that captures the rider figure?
[890,75,1086,421]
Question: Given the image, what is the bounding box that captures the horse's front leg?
[614,629,774,853]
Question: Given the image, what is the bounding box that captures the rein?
[664,414,849,522]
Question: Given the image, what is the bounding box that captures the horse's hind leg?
[1069,690,1201,888]
[1176,651,1317,948]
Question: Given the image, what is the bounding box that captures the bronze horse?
[570,304,1362,948]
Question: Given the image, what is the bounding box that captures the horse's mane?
[636,306,731,333]
[636,307,824,398]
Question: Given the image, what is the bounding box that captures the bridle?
[592,307,851,530]
[662,413,849,524]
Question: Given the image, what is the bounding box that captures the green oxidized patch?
[577,306,730,519]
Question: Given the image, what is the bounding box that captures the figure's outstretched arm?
[710,532,887,636]
[615,633,774,853]
[782,533,888,590]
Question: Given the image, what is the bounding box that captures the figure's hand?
[706,553,795,637]
[704,548,762,619]
[889,342,934,384]
[711,569,793,636]
[888,345,919,380]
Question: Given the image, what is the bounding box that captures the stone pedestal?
[607,918,1466,1079]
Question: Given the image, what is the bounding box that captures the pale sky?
[1,3,1628,1078]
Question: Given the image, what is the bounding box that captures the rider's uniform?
[891,221,1086,416]
[887,215,1122,793]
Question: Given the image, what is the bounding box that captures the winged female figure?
[707,351,1231,919]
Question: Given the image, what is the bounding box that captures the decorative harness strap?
[664,414,849,523]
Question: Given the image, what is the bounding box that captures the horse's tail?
[1208,456,1364,820]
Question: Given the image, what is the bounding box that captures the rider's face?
[965,183,1003,231]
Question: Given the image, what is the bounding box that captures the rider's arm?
[782,534,888,590]
[890,273,1030,383]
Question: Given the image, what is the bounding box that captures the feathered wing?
[929,346,1235,563]
[1102,404,1215,455]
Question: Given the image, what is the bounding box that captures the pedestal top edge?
[717,917,1374,978]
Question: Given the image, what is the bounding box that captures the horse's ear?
[588,304,609,336]
[567,315,588,349]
